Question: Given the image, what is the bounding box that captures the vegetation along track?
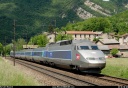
[7,57,128,86]
[7,57,98,86]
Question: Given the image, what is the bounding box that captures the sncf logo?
[76,54,80,60]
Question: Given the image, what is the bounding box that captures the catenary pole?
[13,19,16,66]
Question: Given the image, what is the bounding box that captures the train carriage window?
[25,52,31,56]
[20,53,24,55]
[33,52,42,56]
[80,46,89,50]
[60,40,72,46]
[77,46,79,50]
[74,46,76,50]
[91,46,99,50]
[60,42,65,46]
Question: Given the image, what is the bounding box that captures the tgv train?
[10,39,106,73]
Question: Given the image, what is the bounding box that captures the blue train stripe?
[44,50,72,59]
[16,50,72,60]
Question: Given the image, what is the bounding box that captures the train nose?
[78,50,106,63]
[79,50,105,57]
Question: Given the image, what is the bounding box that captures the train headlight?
[99,57,105,60]
[86,57,95,60]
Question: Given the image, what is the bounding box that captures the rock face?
[76,7,94,19]
[84,0,111,16]
[75,0,112,19]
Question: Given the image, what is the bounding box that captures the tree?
[15,38,26,50]
[3,44,12,56]
[0,43,3,56]
[63,17,113,33]
[28,36,38,45]
[48,24,54,33]
[28,34,49,47]
[37,34,49,47]
[110,48,119,57]
[93,37,102,43]
[56,33,73,42]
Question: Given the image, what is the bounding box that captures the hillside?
[0,0,128,44]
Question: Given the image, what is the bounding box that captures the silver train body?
[10,40,106,73]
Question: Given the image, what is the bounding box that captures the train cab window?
[91,46,99,50]
[77,46,79,50]
[60,40,72,46]
[25,52,31,56]
[80,46,89,50]
[60,42,66,46]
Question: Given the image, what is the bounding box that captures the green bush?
[110,48,119,57]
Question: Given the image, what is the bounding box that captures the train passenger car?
[12,39,106,73]
[10,51,14,58]
[45,40,73,68]
[32,47,46,62]
[15,51,21,59]
[24,49,33,60]
[45,40,106,73]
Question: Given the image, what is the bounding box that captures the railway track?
[99,74,128,85]
[7,57,98,86]
[85,74,128,86]
[7,57,128,86]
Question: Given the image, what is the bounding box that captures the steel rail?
[86,74,128,86]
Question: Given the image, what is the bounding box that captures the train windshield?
[80,46,89,50]
[91,46,99,50]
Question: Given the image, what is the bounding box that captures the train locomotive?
[10,39,106,73]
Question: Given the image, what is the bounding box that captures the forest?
[0,0,128,44]
[0,0,128,56]
[61,10,128,35]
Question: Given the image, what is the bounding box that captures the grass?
[101,58,128,79]
[0,57,40,86]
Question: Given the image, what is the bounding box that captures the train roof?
[14,39,96,52]
[72,39,92,44]
[15,49,33,52]
[46,39,95,47]
[56,40,71,43]
[33,47,47,51]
